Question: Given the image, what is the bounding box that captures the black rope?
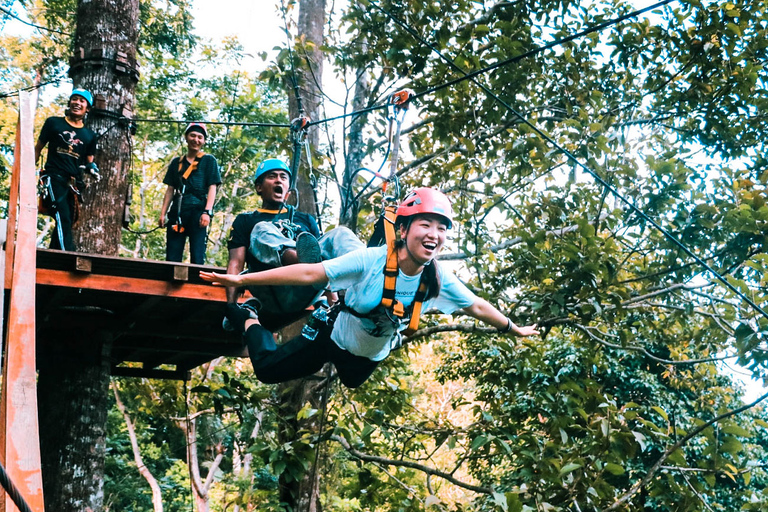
[304,0,679,130]
[133,118,291,129]
[0,5,70,36]
[0,77,70,100]
[377,0,768,321]
[410,0,679,102]
[0,460,35,512]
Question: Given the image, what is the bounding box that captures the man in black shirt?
[225,159,321,323]
[159,122,221,264]
[34,88,99,251]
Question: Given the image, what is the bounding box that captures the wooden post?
[0,91,45,511]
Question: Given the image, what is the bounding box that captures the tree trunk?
[70,0,139,255]
[37,332,112,512]
[37,1,140,511]
[340,59,372,230]
[288,0,325,218]
[278,6,327,510]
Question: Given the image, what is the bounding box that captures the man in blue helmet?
[224,158,322,326]
[159,122,221,264]
[35,87,100,251]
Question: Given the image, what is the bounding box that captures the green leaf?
[721,425,751,437]
[604,463,625,475]
[651,406,669,422]
[471,435,489,450]
[559,462,582,476]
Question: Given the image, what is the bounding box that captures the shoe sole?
[296,233,321,264]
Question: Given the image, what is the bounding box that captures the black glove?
[85,162,101,182]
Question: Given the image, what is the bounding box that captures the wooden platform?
[31,248,243,380]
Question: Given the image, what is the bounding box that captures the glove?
[85,162,101,182]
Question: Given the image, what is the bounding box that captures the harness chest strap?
[178,151,205,180]
[378,205,428,336]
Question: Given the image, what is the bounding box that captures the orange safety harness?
[169,152,205,233]
[179,151,205,179]
[377,205,429,337]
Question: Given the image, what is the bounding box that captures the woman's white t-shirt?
[322,245,476,361]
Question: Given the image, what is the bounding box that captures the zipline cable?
[0,459,34,512]
[376,0,768,321]
[0,76,70,100]
[303,0,679,130]
[132,118,291,129]
[0,5,71,36]
[409,0,679,102]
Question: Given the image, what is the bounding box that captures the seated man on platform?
[223,158,323,329]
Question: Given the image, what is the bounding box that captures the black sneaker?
[296,232,321,264]
[223,302,259,333]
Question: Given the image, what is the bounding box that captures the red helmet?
[395,187,453,229]
[185,122,208,138]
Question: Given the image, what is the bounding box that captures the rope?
[0,460,35,512]
[409,0,679,102]
[304,0,679,130]
[0,5,70,36]
[133,118,291,129]
[0,77,70,100]
[377,0,768,321]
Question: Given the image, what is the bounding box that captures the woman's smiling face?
[400,213,449,265]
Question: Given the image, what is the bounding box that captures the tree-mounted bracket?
[69,47,141,83]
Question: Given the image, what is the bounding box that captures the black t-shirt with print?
[38,116,97,177]
[227,208,320,269]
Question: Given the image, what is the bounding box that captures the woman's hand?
[511,323,540,337]
[200,271,242,287]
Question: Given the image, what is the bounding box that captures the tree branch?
[112,383,164,512]
[330,434,493,494]
[601,391,768,511]
[573,323,737,366]
[438,212,610,261]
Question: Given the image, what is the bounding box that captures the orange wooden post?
[0,91,45,511]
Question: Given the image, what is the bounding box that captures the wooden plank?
[36,269,227,301]
[173,265,189,281]
[3,107,21,291]
[0,91,45,512]
[0,220,6,361]
[75,256,93,273]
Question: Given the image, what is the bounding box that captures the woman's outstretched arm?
[459,297,539,337]
[200,262,329,288]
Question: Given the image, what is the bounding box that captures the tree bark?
[277,1,327,511]
[37,1,140,511]
[70,0,139,255]
[37,331,112,512]
[340,59,371,230]
[289,0,325,217]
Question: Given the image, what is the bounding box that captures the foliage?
[5,0,768,510]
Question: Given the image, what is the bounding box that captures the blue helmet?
[254,158,291,184]
[70,88,93,107]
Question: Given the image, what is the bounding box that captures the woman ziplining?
[200,187,539,388]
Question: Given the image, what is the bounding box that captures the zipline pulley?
[287,115,311,207]
[383,89,414,204]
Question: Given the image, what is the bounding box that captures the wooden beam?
[0,91,45,512]
[36,269,227,301]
